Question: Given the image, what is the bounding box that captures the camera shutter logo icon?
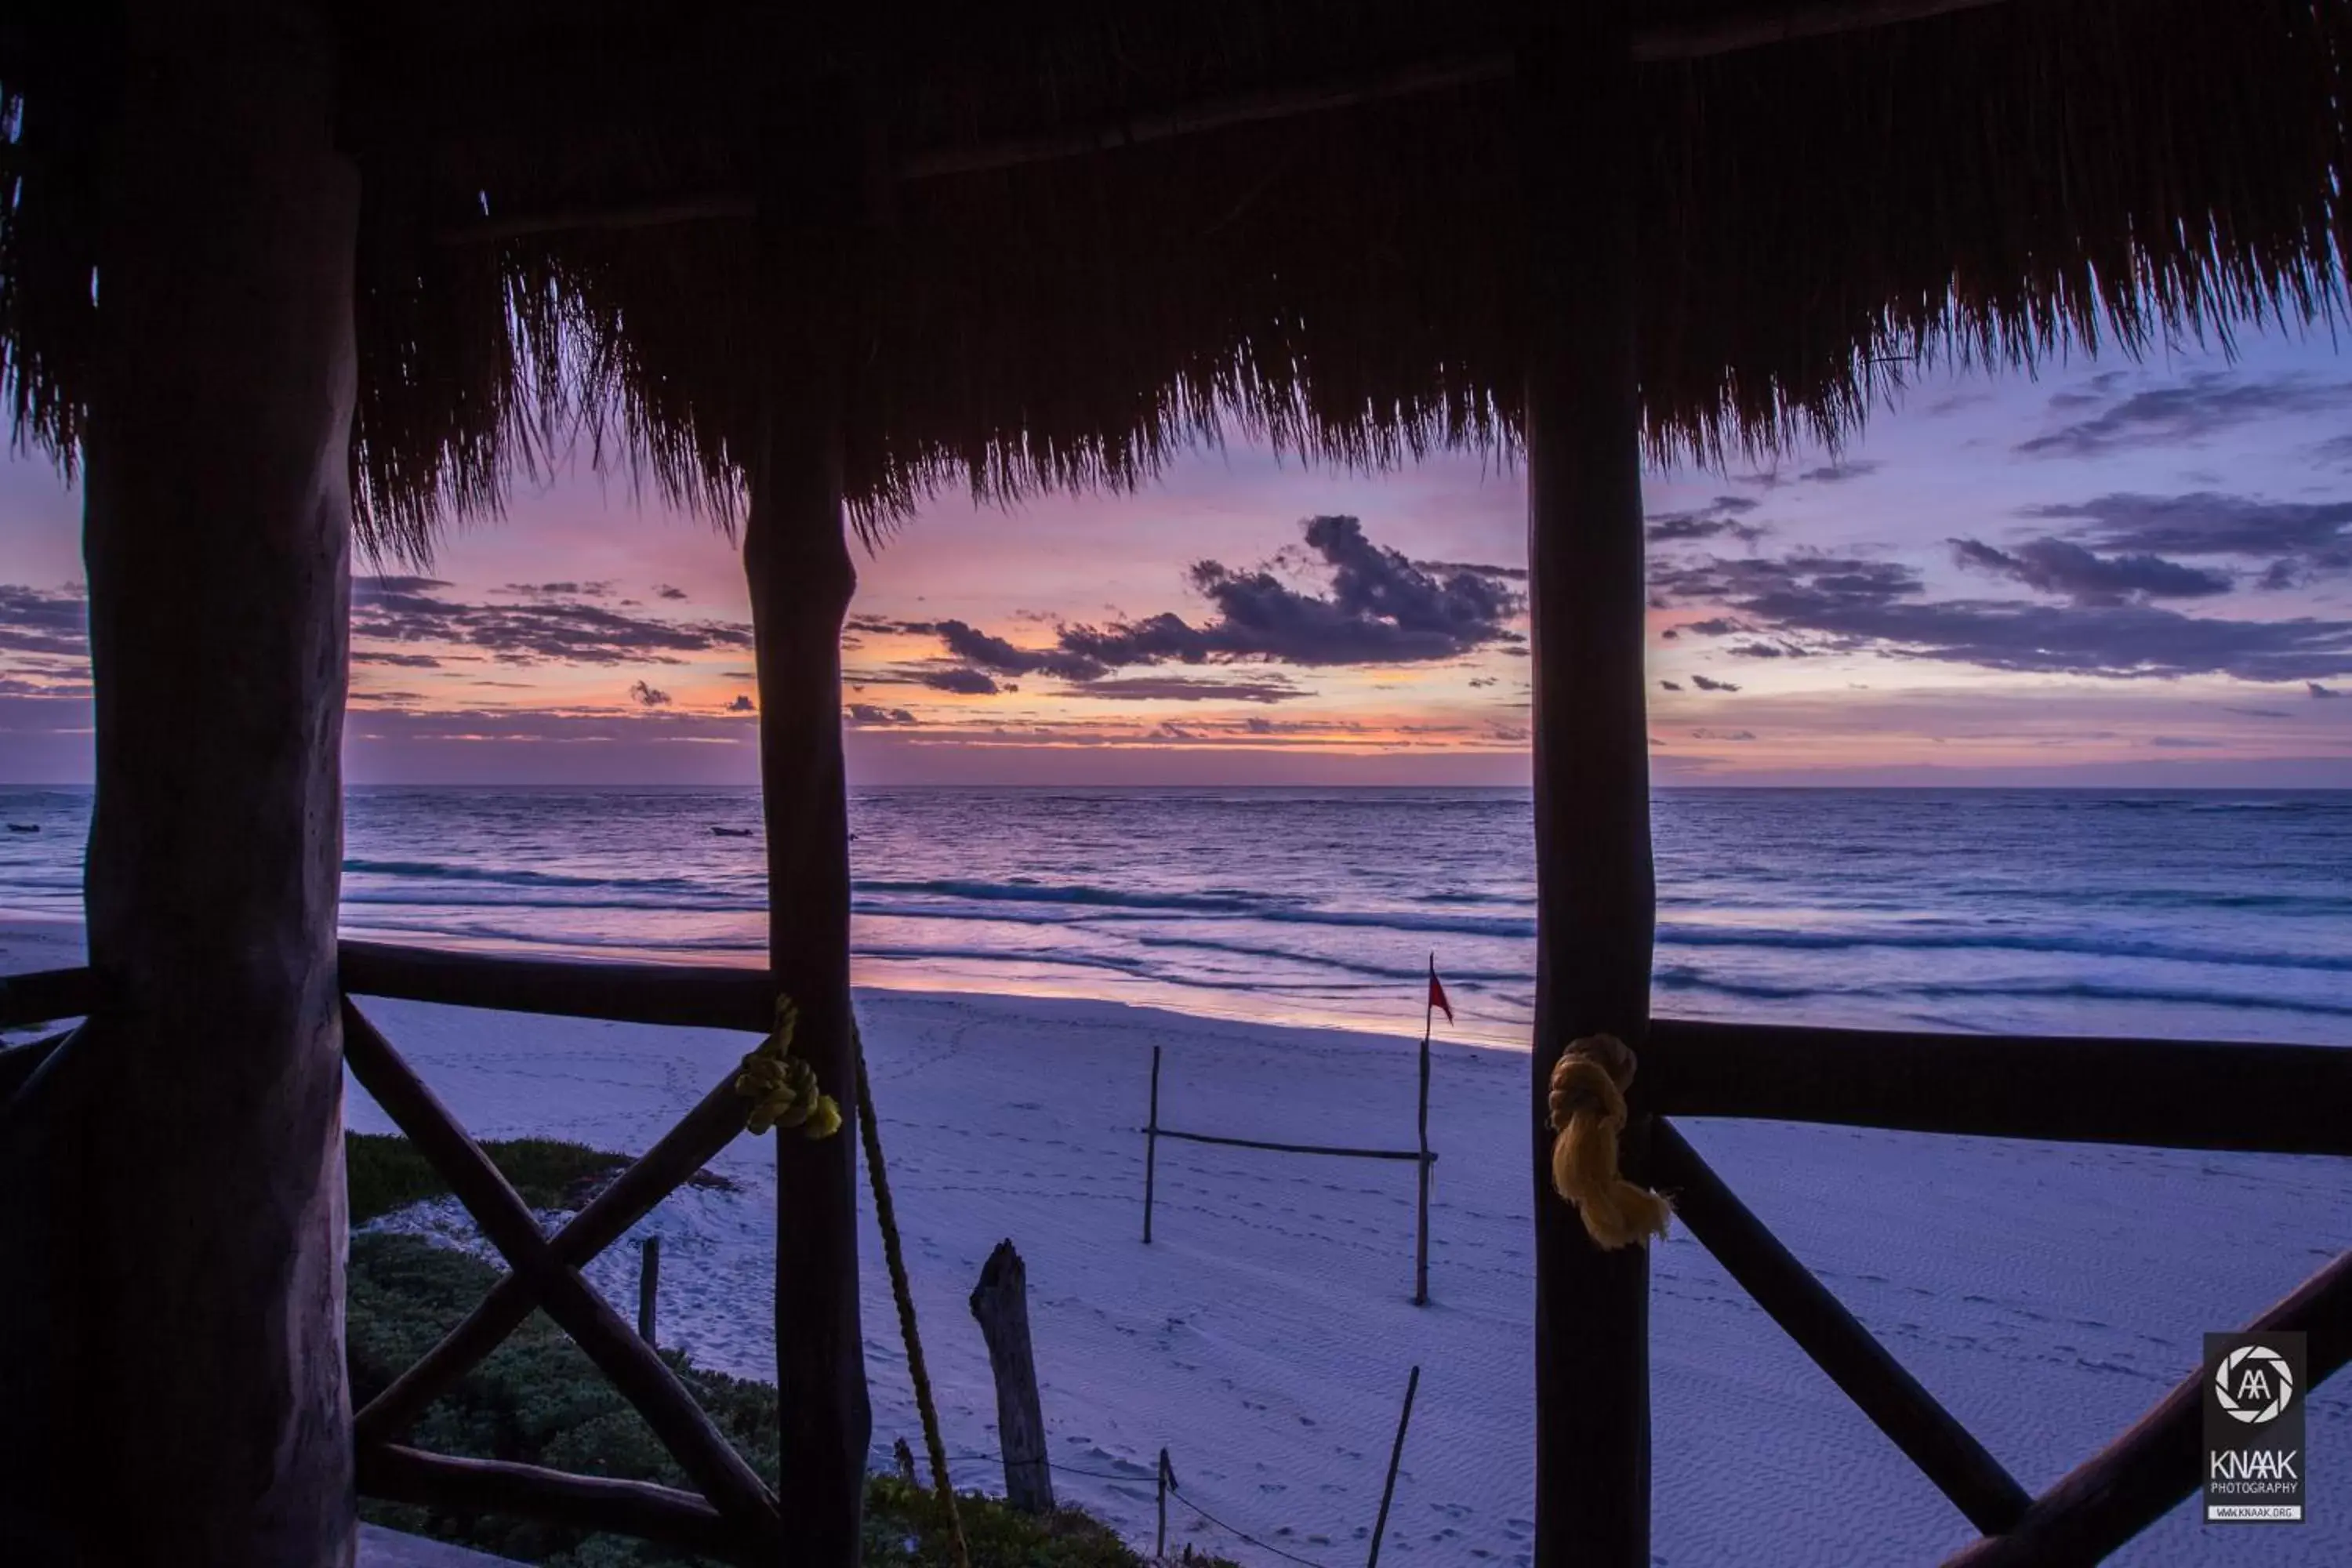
[2213,1344,2296,1425]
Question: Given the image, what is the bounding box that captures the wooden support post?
[1519,10,1654,1568]
[1366,1366,1421,1568]
[0,6,359,1563]
[1415,1029,1433,1306]
[1156,1448,1174,1559]
[746,354,869,1566]
[1143,1045,1163,1243]
[969,1240,1056,1512]
[638,1235,662,1346]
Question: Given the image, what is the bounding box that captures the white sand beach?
[4,917,2344,1566]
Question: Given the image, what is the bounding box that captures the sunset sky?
[5,327,2351,787]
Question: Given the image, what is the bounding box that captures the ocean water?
[1,785,2347,1047]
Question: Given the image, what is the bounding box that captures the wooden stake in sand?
[1367,1366,1422,1568]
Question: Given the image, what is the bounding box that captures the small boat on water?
[710,826,755,837]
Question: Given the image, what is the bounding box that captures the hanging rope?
[1546,1033,1671,1250]
[856,1026,972,1568]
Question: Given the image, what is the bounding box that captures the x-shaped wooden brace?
[341,1001,779,1549]
[1648,1117,2352,1564]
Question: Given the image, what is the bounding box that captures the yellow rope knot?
[735,998,843,1139]
[1547,1033,1671,1250]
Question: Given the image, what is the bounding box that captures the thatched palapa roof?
[4,0,2349,558]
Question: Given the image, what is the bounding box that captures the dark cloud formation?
[2016,373,2352,459]
[2314,682,2344,699]
[655,584,689,601]
[1951,537,2233,605]
[727,695,754,713]
[917,667,1002,695]
[884,517,1523,698]
[1797,461,1879,484]
[1061,676,1305,703]
[1690,674,1741,691]
[1691,728,1757,742]
[1658,680,1683,691]
[935,619,1109,682]
[1653,549,2352,683]
[2021,492,2352,588]
[628,681,672,708]
[354,578,754,666]
[357,650,444,669]
[1081,514,1521,667]
[501,581,616,598]
[0,584,88,658]
[1414,559,1530,583]
[846,704,919,726]
[1646,496,1767,546]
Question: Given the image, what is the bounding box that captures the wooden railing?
[2,942,2345,1565]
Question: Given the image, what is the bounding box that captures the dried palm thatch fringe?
[855,1030,972,1568]
[1548,1035,1672,1250]
[7,2,2352,564]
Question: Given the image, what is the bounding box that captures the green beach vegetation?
[345,1134,1221,1568]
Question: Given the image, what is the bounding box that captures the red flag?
[1426,960,1454,1025]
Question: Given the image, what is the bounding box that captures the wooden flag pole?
[1415,956,1436,1306]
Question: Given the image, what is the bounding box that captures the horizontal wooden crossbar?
[341,939,774,1032]
[1151,1124,1434,1163]
[1650,1119,2029,1534]
[1643,1019,2352,1155]
[0,965,93,1029]
[358,1444,746,1563]
[1943,1244,2351,1565]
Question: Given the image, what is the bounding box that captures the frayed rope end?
[1547,1033,1671,1250]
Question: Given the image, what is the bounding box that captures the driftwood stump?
[967,1240,1054,1512]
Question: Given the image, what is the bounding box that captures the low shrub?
[349,1146,1209,1568]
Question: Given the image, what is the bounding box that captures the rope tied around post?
[1546,1033,1671,1250]
[734,996,843,1138]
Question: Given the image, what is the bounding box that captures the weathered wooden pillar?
[1520,12,1654,1568]
[0,4,359,1564]
[746,351,870,1566]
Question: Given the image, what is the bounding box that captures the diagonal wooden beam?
[0,1028,73,1109]
[341,1003,781,1543]
[433,0,2025,245]
[1636,0,2016,60]
[353,1069,751,1446]
[1942,1246,2352,1566]
[1649,1120,2031,1535]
